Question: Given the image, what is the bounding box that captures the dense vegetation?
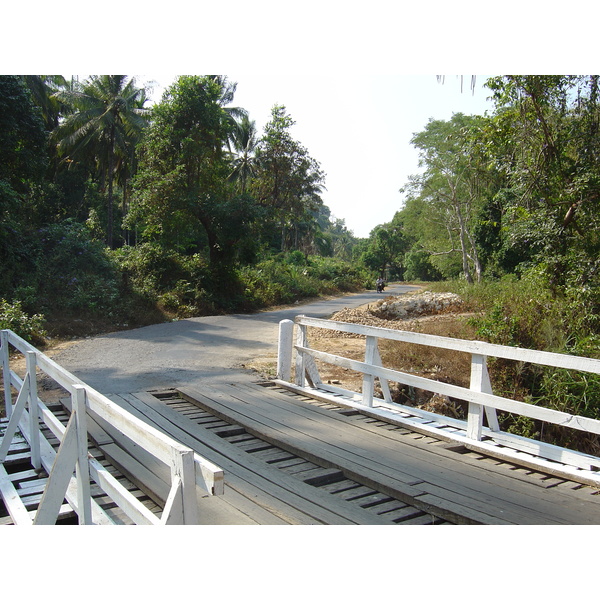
[0,75,369,340]
[378,76,600,451]
[2,74,600,451]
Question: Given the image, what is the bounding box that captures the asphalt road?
[53,284,420,395]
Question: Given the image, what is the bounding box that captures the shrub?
[18,220,122,318]
[239,254,369,309]
[0,299,45,344]
[403,250,442,281]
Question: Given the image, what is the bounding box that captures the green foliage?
[0,76,47,191]
[240,254,369,309]
[1,219,123,328]
[36,220,121,316]
[430,272,600,452]
[403,250,442,281]
[0,299,46,344]
[112,243,214,315]
[130,76,256,268]
[251,105,326,254]
[359,220,408,280]
[52,76,150,248]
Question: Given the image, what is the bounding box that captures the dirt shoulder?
[260,290,478,418]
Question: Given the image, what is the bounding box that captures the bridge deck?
[4,381,599,524]
[113,382,600,525]
[176,382,600,525]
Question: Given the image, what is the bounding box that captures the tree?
[485,76,600,292]
[131,75,258,271]
[0,77,47,192]
[0,76,47,295]
[52,75,150,248]
[228,113,259,194]
[253,105,326,251]
[360,220,408,280]
[21,75,68,132]
[407,113,494,283]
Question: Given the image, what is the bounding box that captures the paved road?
[53,284,419,395]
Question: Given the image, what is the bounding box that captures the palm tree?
[52,75,150,247]
[21,75,68,131]
[228,114,259,194]
[209,75,248,134]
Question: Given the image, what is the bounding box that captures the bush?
[112,243,215,317]
[14,219,122,318]
[403,250,442,281]
[0,299,45,344]
[239,254,369,309]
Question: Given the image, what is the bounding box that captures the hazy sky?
[146,73,495,238]
[6,1,592,240]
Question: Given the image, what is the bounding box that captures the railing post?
[277,319,294,382]
[295,316,308,387]
[0,329,12,419]
[1,330,11,419]
[362,336,377,408]
[163,448,199,524]
[26,351,41,470]
[467,354,499,439]
[73,385,92,524]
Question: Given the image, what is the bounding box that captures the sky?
[7,0,596,239]
[143,73,495,238]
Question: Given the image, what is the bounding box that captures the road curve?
[52,284,420,395]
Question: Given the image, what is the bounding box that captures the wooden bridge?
[2,316,600,525]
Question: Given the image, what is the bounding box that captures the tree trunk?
[107,124,115,249]
[455,201,473,284]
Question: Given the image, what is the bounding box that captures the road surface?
[52,284,419,395]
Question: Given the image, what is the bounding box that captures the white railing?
[0,329,224,525]
[276,316,600,486]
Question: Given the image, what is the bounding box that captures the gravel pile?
[371,291,463,320]
[311,292,465,339]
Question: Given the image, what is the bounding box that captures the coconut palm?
[228,114,259,194]
[21,75,68,131]
[52,75,150,247]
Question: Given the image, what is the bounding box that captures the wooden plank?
[253,384,600,513]
[261,386,553,486]
[118,396,224,498]
[107,394,342,524]
[183,385,424,487]
[182,383,600,525]
[0,463,32,525]
[179,385,485,524]
[275,380,600,486]
[114,391,397,525]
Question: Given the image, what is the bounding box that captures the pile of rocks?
[310,291,465,341]
[371,291,463,320]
